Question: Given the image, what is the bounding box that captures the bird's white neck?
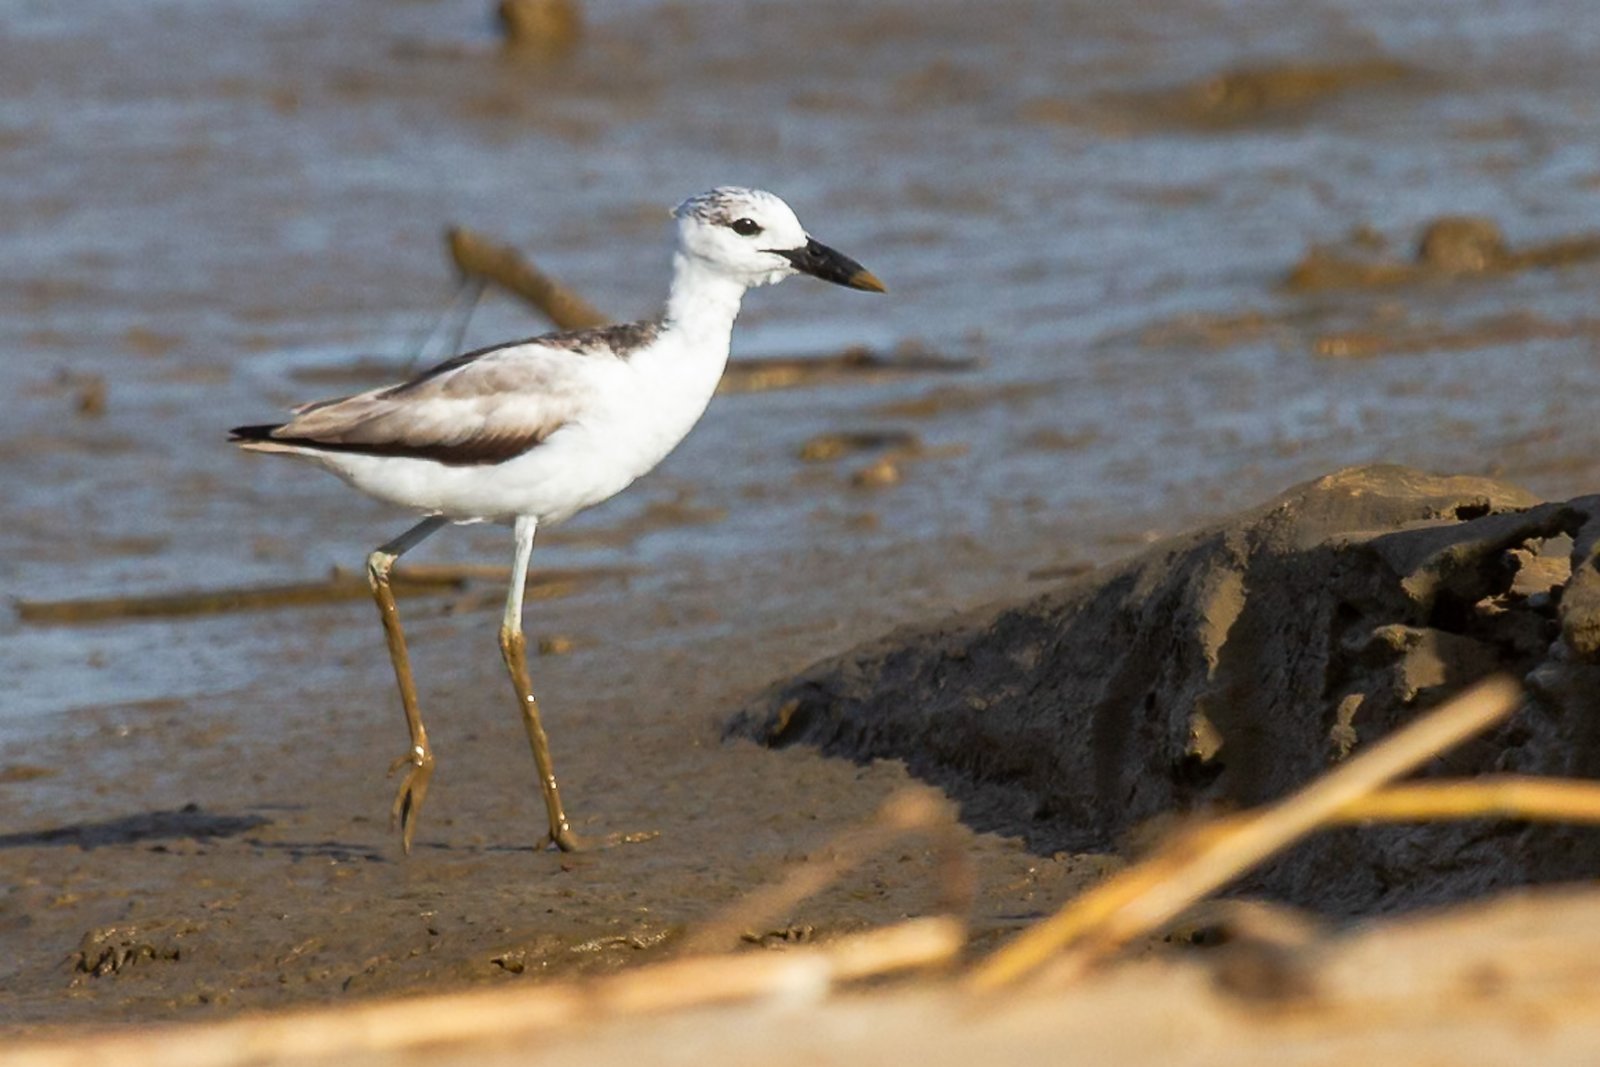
[661,251,747,349]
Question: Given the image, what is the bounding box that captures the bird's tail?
[228,423,284,443]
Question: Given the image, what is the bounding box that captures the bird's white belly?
[310,349,724,523]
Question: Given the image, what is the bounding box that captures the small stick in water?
[14,566,630,626]
[446,226,608,330]
[497,0,583,59]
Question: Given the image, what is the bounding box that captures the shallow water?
[5,0,1600,748]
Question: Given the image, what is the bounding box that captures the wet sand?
[4,526,1076,1026]
[7,0,1600,1034]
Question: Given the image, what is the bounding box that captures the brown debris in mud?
[28,369,111,419]
[1135,300,1600,362]
[1174,59,1411,126]
[1286,216,1600,291]
[797,430,921,463]
[1313,310,1600,359]
[719,342,977,395]
[1136,309,1288,352]
[535,633,577,656]
[0,763,56,783]
[1022,58,1413,133]
[850,456,904,490]
[819,441,966,495]
[541,495,727,549]
[793,429,948,492]
[68,372,106,417]
[498,0,583,59]
[70,922,190,982]
[869,381,1037,419]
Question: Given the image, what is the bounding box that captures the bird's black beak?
[771,238,886,293]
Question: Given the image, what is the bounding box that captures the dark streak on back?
[387,320,664,397]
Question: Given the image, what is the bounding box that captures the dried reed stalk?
[603,916,964,1015]
[969,675,1523,990]
[1333,776,1600,824]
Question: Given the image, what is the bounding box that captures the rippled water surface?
[5,0,1600,729]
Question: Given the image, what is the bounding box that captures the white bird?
[231,187,885,854]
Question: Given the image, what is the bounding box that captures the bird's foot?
[387,744,435,855]
[537,825,659,853]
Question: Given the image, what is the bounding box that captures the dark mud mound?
[729,466,1600,913]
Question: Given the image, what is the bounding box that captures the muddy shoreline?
[9,0,1600,1037]
[2,510,1090,1030]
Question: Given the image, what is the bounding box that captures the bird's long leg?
[496,515,584,850]
[498,515,656,852]
[366,515,448,854]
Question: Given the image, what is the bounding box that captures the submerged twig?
[969,676,1523,990]
[446,226,608,330]
[718,345,978,395]
[15,566,633,626]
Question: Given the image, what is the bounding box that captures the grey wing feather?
[271,343,596,466]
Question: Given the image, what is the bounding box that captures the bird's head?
[671,187,885,293]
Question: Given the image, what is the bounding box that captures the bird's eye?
[730,217,762,237]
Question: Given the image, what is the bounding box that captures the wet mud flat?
[1,519,1087,1029]
[8,0,1600,1049]
[15,883,1600,1067]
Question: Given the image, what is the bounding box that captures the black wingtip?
[229,424,283,443]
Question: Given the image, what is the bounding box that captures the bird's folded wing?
[273,344,597,466]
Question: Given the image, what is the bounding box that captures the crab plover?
[231,187,885,854]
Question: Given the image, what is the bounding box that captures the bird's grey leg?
[497,515,654,852]
[366,515,448,854]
